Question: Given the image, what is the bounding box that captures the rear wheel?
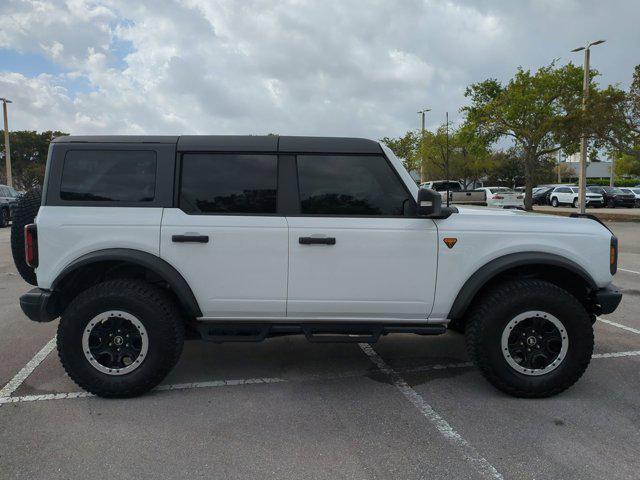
[10,187,42,285]
[551,197,559,207]
[465,279,593,397]
[572,198,579,208]
[57,279,185,398]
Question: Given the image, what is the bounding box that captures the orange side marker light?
[443,238,458,249]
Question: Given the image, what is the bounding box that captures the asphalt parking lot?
[1,222,639,480]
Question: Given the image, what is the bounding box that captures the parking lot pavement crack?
[358,343,504,480]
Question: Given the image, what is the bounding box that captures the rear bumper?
[20,288,59,323]
[594,284,622,315]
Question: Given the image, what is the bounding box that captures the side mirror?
[417,188,442,217]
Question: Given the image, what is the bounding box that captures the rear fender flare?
[52,248,202,318]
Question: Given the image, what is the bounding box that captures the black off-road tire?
[465,279,593,398]
[10,187,42,285]
[447,318,465,333]
[57,279,185,398]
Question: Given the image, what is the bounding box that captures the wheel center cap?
[113,336,124,346]
[526,335,537,347]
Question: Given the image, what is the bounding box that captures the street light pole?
[571,39,605,214]
[1,98,12,188]
[417,108,431,183]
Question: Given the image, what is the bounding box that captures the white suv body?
[550,186,604,208]
[18,136,621,398]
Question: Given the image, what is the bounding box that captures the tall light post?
[417,108,431,183]
[1,98,12,188]
[571,39,605,214]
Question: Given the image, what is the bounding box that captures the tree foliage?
[462,62,586,209]
[589,64,640,174]
[0,130,68,189]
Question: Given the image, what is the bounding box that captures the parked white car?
[474,187,524,208]
[549,186,604,208]
[619,188,640,207]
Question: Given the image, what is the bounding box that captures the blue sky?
[0,0,639,138]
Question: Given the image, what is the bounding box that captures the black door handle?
[299,236,336,245]
[172,235,209,243]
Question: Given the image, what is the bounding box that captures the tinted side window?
[0,186,7,197]
[60,151,157,202]
[297,155,412,216]
[180,154,277,214]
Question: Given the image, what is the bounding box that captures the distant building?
[562,153,613,179]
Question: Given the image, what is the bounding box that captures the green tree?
[380,131,420,172]
[0,130,68,189]
[589,64,640,173]
[462,62,586,209]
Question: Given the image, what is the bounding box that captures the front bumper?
[594,284,622,315]
[20,288,59,322]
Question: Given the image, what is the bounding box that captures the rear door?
[160,153,288,318]
[556,187,572,203]
[286,154,438,321]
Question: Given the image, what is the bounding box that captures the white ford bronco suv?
[16,135,621,398]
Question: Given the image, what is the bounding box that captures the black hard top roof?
[52,135,382,154]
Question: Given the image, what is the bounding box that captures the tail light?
[24,224,38,268]
[492,195,504,200]
[610,236,618,275]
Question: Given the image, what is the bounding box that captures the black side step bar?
[196,323,447,344]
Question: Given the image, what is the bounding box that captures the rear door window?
[60,150,157,202]
[180,154,278,214]
[296,155,412,216]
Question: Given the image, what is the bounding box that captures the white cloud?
[0,0,638,138]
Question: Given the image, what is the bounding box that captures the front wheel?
[465,279,593,397]
[572,198,579,208]
[57,279,185,398]
[551,198,559,207]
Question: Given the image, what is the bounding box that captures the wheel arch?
[448,252,597,321]
[51,248,202,318]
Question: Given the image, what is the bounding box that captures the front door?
[286,154,438,320]
[161,153,288,318]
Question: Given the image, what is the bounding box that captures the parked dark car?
[587,186,636,208]
[532,186,554,205]
[0,184,20,227]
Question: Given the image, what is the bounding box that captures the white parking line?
[619,267,640,275]
[1,349,639,406]
[592,350,640,359]
[598,317,640,335]
[0,337,56,399]
[359,343,504,480]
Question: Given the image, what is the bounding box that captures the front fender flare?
[447,252,597,320]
